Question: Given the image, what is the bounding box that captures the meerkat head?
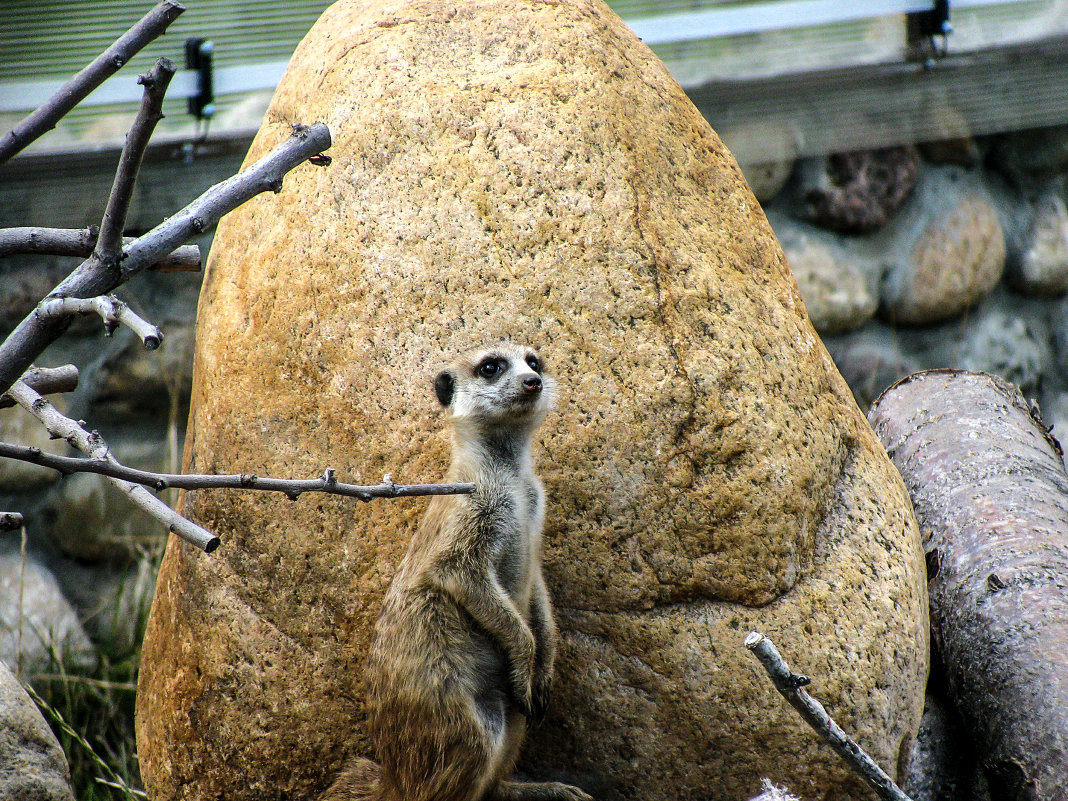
[433,343,555,429]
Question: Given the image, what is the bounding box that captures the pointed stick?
[744,632,914,801]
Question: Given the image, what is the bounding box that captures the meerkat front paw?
[507,626,539,717]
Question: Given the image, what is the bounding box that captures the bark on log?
[868,370,1068,801]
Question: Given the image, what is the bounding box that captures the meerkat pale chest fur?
[320,344,592,801]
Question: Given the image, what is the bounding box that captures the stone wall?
[735,125,1068,446]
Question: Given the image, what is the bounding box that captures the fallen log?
[868,370,1068,801]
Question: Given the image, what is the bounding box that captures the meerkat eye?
[477,358,502,379]
[525,355,541,373]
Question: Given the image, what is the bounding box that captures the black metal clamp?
[911,0,952,61]
[185,37,215,120]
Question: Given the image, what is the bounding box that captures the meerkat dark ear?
[434,370,455,407]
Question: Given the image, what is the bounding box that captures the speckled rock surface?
[880,168,1005,326]
[798,146,921,233]
[136,1,929,799]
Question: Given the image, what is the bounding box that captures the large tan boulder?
[136,0,929,799]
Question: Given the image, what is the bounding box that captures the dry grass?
[21,543,161,801]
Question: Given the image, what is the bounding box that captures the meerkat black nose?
[523,375,542,393]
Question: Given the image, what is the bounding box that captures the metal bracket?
[185,37,215,119]
[910,0,952,60]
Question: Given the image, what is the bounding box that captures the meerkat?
[321,343,592,801]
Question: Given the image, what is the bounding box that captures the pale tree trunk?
[869,370,1068,801]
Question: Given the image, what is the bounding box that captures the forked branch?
[36,296,163,349]
[117,122,333,281]
[94,57,176,263]
[5,380,219,552]
[0,122,332,398]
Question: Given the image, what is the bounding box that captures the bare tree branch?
[0,228,200,272]
[0,444,477,502]
[0,365,79,409]
[0,122,332,398]
[5,380,219,553]
[95,57,176,263]
[744,632,914,801]
[0,17,337,555]
[36,296,163,349]
[117,122,333,281]
[0,512,24,532]
[0,0,185,165]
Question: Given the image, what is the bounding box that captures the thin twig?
[0,228,200,272]
[744,632,914,801]
[0,512,24,532]
[5,381,219,553]
[0,122,332,398]
[94,57,176,263]
[36,296,163,349]
[0,365,79,408]
[0,443,476,501]
[0,0,185,164]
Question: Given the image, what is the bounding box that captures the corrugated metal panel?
[695,33,1068,161]
[0,0,331,149]
[0,0,330,78]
